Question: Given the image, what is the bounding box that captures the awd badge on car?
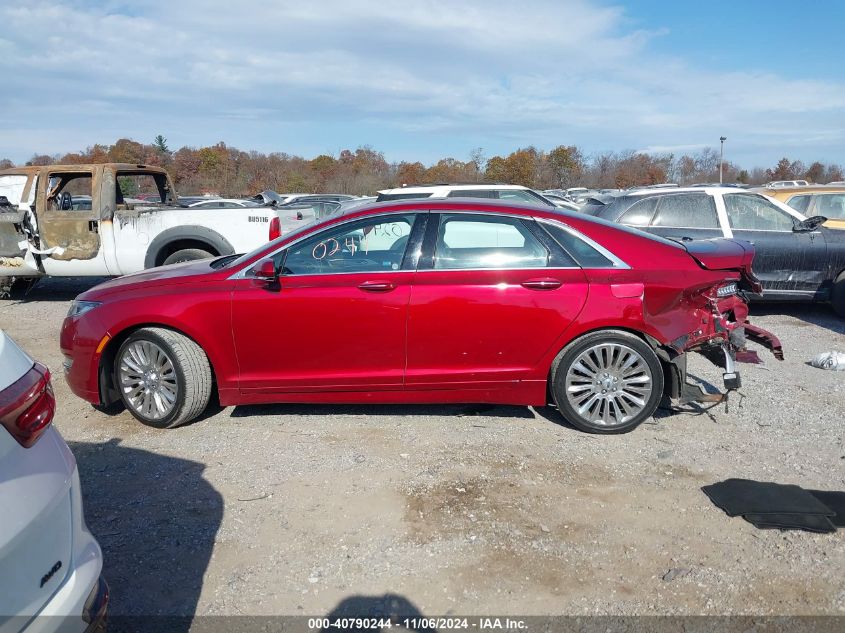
[40,560,62,587]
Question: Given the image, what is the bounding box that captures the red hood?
[80,260,222,299]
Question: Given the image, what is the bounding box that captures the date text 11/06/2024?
[307,617,528,630]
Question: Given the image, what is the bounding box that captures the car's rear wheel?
[162,248,213,265]
[551,330,663,434]
[832,271,845,318]
[114,327,212,428]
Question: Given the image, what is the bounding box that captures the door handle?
[521,278,562,290]
[88,220,99,233]
[358,280,396,292]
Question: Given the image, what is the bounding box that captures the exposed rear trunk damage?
[654,239,783,407]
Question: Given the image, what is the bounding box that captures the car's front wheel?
[114,327,212,428]
[551,330,663,434]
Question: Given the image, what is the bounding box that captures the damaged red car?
[60,199,783,434]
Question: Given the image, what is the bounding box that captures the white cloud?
[0,0,842,166]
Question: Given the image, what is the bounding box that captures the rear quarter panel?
[529,217,742,376]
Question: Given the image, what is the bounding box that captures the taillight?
[269,216,281,241]
[716,282,739,298]
[0,362,56,448]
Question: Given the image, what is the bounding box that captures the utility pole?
[719,136,727,184]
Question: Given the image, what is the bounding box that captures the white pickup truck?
[0,163,289,296]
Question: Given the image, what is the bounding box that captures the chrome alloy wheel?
[118,340,178,420]
[564,342,653,427]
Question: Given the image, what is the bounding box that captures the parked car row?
[581,186,845,315]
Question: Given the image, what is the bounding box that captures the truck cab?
[1,163,274,295]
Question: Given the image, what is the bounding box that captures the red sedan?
[60,200,782,434]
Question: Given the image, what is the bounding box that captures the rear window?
[651,193,719,228]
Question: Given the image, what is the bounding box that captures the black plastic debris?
[701,479,841,533]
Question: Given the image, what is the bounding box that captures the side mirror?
[251,258,278,287]
[794,215,827,232]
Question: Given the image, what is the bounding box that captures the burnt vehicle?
[0,163,277,296]
[582,186,845,316]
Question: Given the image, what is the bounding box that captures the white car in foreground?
[0,331,107,633]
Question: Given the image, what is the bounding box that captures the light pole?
[719,136,727,184]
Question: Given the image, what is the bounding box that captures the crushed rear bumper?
[662,294,783,406]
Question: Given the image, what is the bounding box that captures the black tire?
[114,327,212,428]
[162,248,213,266]
[832,271,845,318]
[550,329,664,434]
[0,277,38,299]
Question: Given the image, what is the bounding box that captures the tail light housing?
[0,362,56,448]
[269,216,281,241]
[716,282,739,298]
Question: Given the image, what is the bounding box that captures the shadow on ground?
[8,276,110,302]
[231,402,537,420]
[69,438,222,632]
[750,302,844,336]
[322,593,434,632]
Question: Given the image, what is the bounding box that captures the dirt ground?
[1,277,844,621]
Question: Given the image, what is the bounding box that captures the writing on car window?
[282,215,417,275]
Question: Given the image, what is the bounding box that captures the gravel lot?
[1,278,844,621]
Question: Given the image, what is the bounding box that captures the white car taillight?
[0,363,56,448]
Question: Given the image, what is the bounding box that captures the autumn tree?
[395,161,426,186]
[547,145,584,188]
[804,161,825,183]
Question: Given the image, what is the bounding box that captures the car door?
[230,212,423,394]
[722,192,828,294]
[36,168,110,275]
[405,211,589,390]
[644,193,725,242]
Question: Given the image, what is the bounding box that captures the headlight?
[67,300,101,318]
[716,283,739,298]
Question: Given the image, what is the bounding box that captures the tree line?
[3,136,842,196]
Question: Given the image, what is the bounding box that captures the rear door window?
[651,193,719,228]
[539,221,616,268]
[814,194,845,220]
[786,194,812,214]
[433,214,548,269]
